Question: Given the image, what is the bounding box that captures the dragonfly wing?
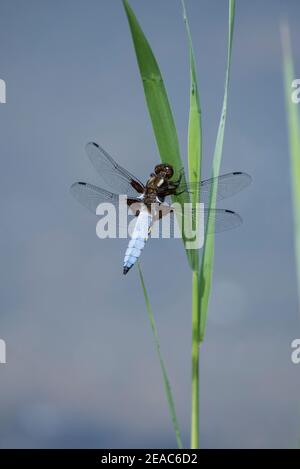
[86,142,145,197]
[203,208,242,233]
[70,182,141,216]
[151,205,243,237]
[175,172,252,204]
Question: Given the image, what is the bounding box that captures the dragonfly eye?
[154,164,174,179]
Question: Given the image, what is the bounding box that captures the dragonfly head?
[154,163,174,179]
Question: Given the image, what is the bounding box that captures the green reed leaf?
[181,0,202,272]
[123,0,182,175]
[181,0,202,448]
[137,263,183,449]
[181,0,202,208]
[281,23,300,307]
[198,0,235,342]
[123,0,193,267]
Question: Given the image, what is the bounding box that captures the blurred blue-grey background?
[0,0,300,448]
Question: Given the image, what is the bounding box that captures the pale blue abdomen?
[123,209,152,274]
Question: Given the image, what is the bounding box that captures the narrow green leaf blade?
[123,0,193,267]
[181,0,202,205]
[181,0,202,272]
[123,0,182,174]
[198,0,235,342]
[281,23,300,305]
[181,2,202,446]
[137,263,183,449]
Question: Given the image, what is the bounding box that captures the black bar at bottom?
[0,448,294,466]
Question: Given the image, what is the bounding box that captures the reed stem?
[191,270,199,448]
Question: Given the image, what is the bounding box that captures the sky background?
[0,0,300,449]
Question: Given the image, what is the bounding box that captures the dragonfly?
[70,142,252,275]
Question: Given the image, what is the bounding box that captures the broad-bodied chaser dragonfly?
[71,142,251,274]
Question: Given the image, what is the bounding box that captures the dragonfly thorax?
[146,174,165,189]
[144,174,167,204]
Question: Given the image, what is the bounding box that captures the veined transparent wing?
[70,182,142,215]
[70,184,243,236]
[151,204,243,236]
[174,172,252,204]
[202,208,242,233]
[86,142,145,198]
